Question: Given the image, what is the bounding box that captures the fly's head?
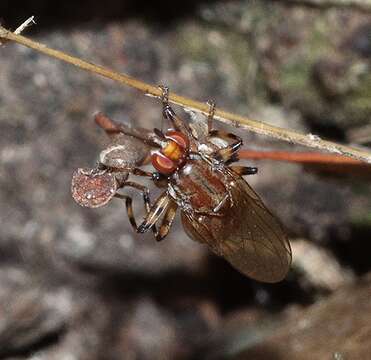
[151,130,190,176]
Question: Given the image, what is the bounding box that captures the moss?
[279,17,333,94]
[345,74,371,112]
[351,213,371,228]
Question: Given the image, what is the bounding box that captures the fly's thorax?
[171,159,230,214]
[168,184,193,212]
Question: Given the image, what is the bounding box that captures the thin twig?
[1,23,371,163]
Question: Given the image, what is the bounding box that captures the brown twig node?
[1,21,371,163]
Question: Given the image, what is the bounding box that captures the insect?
[116,87,292,283]
[72,89,292,282]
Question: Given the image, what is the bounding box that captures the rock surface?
[230,273,371,360]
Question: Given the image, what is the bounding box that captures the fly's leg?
[206,100,216,133]
[229,165,258,176]
[155,201,178,241]
[204,101,243,164]
[114,193,140,230]
[208,130,242,164]
[121,182,151,212]
[137,192,173,234]
[158,85,193,138]
[122,183,177,242]
[114,181,157,235]
[205,104,257,176]
[131,168,156,179]
[117,168,165,186]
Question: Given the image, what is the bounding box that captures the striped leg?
[209,129,243,164]
[117,191,177,242]
[206,100,216,133]
[159,85,193,138]
[131,168,156,178]
[137,192,172,234]
[114,193,141,230]
[204,101,243,164]
[121,181,151,212]
[155,201,178,241]
[114,181,157,236]
[229,165,258,176]
[129,168,168,186]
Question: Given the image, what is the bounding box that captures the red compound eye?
[151,152,177,175]
[151,131,189,175]
[165,131,189,150]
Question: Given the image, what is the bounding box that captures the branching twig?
[1,21,371,163]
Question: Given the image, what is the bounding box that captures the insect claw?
[96,161,105,170]
[158,85,169,105]
[163,104,176,121]
[137,224,149,233]
[206,100,216,117]
[151,172,161,181]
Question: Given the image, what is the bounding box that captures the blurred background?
[0,1,371,359]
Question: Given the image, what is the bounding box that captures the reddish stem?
[239,150,364,165]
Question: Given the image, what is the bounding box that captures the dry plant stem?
[1,26,371,163]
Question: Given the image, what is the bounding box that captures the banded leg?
[120,168,165,186]
[112,169,152,189]
[131,168,155,179]
[117,192,177,242]
[121,181,151,212]
[205,102,243,164]
[155,201,178,241]
[137,192,172,234]
[229,165,258,176]
[114,193,140,230]
[125,182,175,242]
[206,100,216,134]
[159,85,193,138]
[209,129,243,164]
[114,181,157,235]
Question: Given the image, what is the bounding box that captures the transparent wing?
[181,170,292,283]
